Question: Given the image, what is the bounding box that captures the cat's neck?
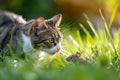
[21,32,34,53]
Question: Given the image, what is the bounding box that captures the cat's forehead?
[35,27,61,39]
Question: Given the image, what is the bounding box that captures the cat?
[0,11,62,57]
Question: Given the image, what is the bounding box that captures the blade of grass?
[99,9,116,53]
[69,35,79,48]
[83,14,99,38]
[109,4,118,29]
[87,20,99,38]
[79,23,93,40]
[76,30,84,47]
[6,44,14,56]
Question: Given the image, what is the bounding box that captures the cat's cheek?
[44,42,62,55]
[44,49,57,55]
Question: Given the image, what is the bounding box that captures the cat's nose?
[56,42,62,52]
[57,48,60,52]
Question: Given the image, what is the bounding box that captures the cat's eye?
[44,38,54,44]
[49,38,54,43]
[45,38,54,43]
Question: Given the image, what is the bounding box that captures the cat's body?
[0,12,25,51]
[0,11,62,57]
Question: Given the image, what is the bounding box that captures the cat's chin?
[48,52,56,55]
[35,47,59,55]
[44,50,59,55]
[42,42,62,55]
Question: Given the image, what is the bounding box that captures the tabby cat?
[0,11,62,56]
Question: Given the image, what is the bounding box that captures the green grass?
[0,8,120,80]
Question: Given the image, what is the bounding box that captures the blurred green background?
[0,0,58,19]
[0,0,120,28]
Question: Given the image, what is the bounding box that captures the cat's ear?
[28,17,48,35]
[50,14,62,28]
[35,17,48,29]
[22,20,35,35]
[22,17,47,35]
[27,17,44,35]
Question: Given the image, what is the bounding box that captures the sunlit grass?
[0,7,120,80]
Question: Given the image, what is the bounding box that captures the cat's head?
[22,14,62,55]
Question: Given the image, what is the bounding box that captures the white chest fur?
[21,33,34,53]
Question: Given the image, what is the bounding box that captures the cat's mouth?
[43,43,62,55]
[34,42,62,55]
[51,48,60,55]
[43,48,61,55]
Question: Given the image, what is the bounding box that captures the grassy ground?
[0,9,120,80]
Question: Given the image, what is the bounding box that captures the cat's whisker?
[61,47,69,50]
[61,44,68,48]
[59,50,68,56]
[59,51,65,55]
[60,49,71,55]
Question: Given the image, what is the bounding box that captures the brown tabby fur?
[0,11,26,50]
[0,11,62,56]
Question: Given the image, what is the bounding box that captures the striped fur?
[0,11,62,55]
